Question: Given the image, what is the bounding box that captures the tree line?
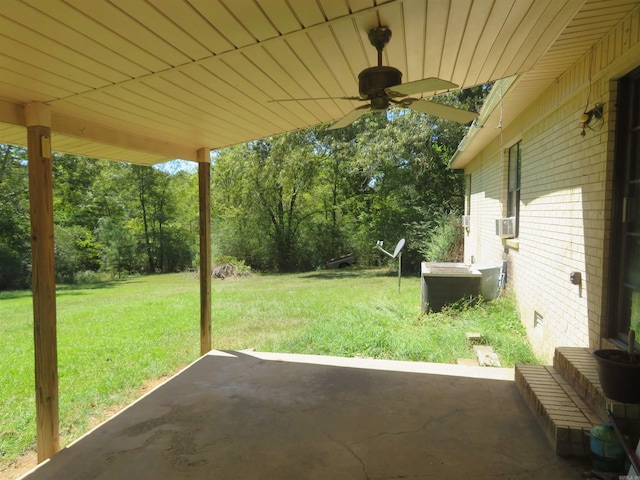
[0,146,199,290]
[0,89,485,290]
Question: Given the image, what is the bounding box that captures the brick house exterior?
[450,5,640,362]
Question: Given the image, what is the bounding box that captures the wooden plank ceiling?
[0,0,635,165]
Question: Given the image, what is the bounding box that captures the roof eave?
[449,76,519,170]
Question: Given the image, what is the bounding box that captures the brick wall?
[463,7,640,362]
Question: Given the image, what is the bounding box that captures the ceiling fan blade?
[405,99,478,124]
[269,96,362,103]
[385,77,458,97]
[328,105,371,130]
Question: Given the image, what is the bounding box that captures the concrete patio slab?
[20,351,588,479]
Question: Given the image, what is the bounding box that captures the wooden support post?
[26,103,59,462]
[198,148,212,355]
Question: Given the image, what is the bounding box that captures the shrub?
[73,270,111,285]
[418,210,463,262]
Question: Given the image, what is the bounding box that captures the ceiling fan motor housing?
[358,66,402,109]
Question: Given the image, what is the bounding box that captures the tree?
[357,109,466,270]
[54,225,101,282]
[212,130,325,271]
[95,216,140,278]
[51,154,108,281]
[341,89,487,271]
[311,123,366,263]
[124,164,195,273]
[162,170,199,271]
[52,154,105,228]
[0,145,30,289]
[0,146,200,288]
[209,87,488,273]
[0,86,486,287]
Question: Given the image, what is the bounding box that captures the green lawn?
[0,269,538,464]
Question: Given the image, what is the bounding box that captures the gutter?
[449,75,518,169]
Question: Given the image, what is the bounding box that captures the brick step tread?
[553,346,640,421]
[553,347,603,420]
[516,364,597,456]
[518,364,601,424]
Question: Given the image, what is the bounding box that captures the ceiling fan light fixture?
[370,96,390,111]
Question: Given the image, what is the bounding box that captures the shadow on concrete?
[22,351,588,480]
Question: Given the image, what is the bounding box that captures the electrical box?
[461,215,471,228]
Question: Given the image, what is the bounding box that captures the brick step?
[554,347,607,421]
[554,347,640,424]
[515,364,600,456]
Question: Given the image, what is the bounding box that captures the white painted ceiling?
[0,0,637,165]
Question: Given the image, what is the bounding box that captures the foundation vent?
[534,311,544,331]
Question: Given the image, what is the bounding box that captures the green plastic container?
[590,423,626,472]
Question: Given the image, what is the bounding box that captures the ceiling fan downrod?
[358,27,401,107]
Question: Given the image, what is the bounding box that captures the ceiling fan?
[272,27,479,130]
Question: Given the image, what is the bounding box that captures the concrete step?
[515,364,599,456]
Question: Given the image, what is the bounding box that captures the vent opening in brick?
[534,311,544,330]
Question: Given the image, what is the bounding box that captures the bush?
[418,211,463,262]
[159,226,195,272]
[0,243,30,290]
[73,270,111,284]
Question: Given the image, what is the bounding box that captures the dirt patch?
[0,450,37,480]
[0,372,175,479]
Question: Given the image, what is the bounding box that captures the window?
[507,142,521,237]
[465,174,471,214]
[610,66,640,342]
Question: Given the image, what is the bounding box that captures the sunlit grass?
[0,269,537,464]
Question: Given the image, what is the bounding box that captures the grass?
[0,268,538,464]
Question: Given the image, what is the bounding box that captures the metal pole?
[398,252,402,294]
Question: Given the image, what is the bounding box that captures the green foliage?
[414,210,464,262]
[126,164,194,272]
[424,294,539,365]
[53,154,105,228]
[0,150,200,289]
[0,85,488,288]
[211,131,328,272]
[0,274,200,462]
[210,88,488,274]
[0,243,29,290]
[54,225,101,283]
[73,270,111,284]
[0,270,536,463]
[95,217,142,278]
[0,145,30,290]
[212,255,252,275]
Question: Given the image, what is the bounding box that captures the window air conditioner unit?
[461,215,471,228]
[495,217,516,238]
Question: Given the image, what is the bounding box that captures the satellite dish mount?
[375,238,406,293]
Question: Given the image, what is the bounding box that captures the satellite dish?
[393,238,405,258]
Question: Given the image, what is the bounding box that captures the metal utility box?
[421,262,482,313]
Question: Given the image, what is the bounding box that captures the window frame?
[507,141,521,238]
[609,66,640,343]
